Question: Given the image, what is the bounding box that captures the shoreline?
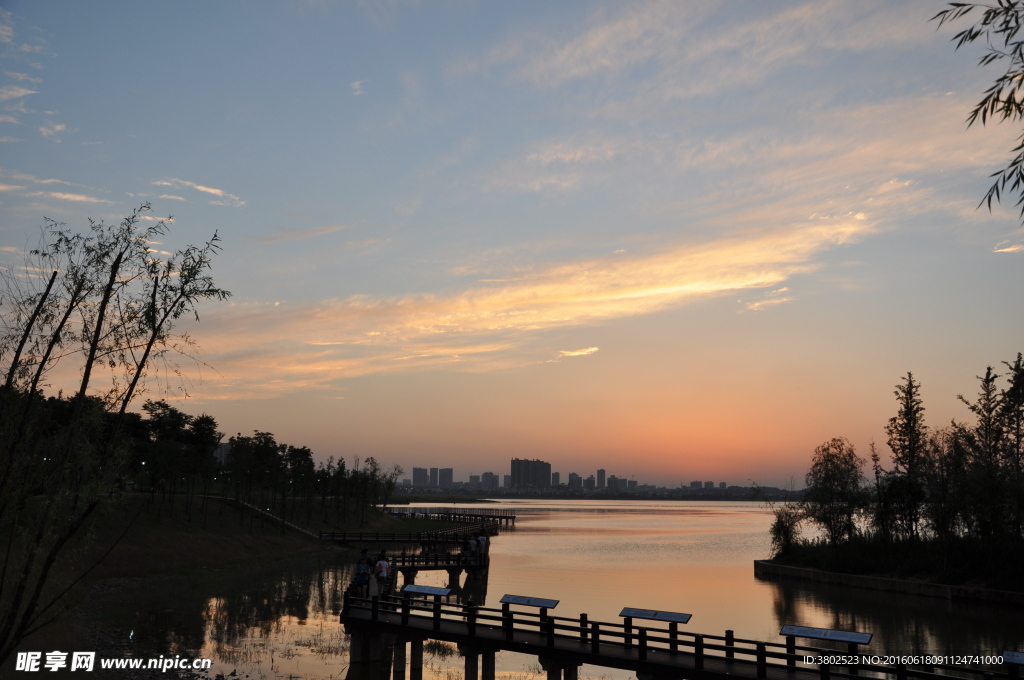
[753,559,1024,605]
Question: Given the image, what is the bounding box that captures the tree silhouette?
[934,3,1024,221]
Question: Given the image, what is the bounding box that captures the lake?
[54,500,1024,679]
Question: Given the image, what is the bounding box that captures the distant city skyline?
[402,457,727,490]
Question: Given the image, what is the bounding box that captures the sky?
[1,0,1023,488]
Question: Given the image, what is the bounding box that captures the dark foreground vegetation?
[771,357,1024,592]
[0,208,404,666]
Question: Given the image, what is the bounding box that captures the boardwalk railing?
[320,520,498,543]
[386,507,516,526]
[341,587,1016,680]
[389,551,486,569]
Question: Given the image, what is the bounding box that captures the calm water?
[55,500,1024,679]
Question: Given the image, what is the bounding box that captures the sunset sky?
[2,1,1023,487]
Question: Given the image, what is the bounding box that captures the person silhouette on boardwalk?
[372,551,390,596]
[355,548,373,596]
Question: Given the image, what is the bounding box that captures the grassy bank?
[74,493,462,581]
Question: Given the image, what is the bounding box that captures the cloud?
[153,178,245,207]
[5,71,41,84]
[994,242,1024,253]
[0,171,72,186]
[0,115,18,124]
[25,191,112,204]
[0,86,36,102]
[256,223,348,244]
[559,347,599,357]
[158,194,186,201]
[351,80,366,96]
[0,183,24,191]
[187,216,871,398]
[39,122,65,138]
[0,136,18,143]
[745,296,792,312]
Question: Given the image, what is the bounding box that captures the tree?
[0,205,228,665]
[934,3,1024,222]
[885,372,927,540]
[803,438,866,545]
[958,366,1009,540]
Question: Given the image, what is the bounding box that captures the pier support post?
[481,650,495,680]
[393,639,406,680]
[564,664,580,680]
[539,658,561,680]
[460,647,479,680]
[401,569,418,586]
[409,639,424,680]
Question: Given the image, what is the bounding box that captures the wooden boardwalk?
[319,520,498,544]
[342,590,1017,680]
[387,507,517,526]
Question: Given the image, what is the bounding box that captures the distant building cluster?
[404,466,499,492]
[398,457,750,498]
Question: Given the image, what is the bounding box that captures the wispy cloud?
[25,191,111,204]
[39,122,65,138]
[5,71,41,84]
[0,171,72,186]
[158,194,186,201]
[152,178,245,208]
[187,216,871,398]
[0,115,18,123]
[0,86,36,103]
[559,347,599,357]
[256,223,349,244]
[994,242,1024,254]
[351,80,366,96]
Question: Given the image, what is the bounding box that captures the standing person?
[355,548,373,597]
[477,532,489,560]
[373,551,390,596]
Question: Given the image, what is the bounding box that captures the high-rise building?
[608,474,620,491]
[503,474,512,488]
[568,473,583,492]
[429,467,439,487]
[719,482,727,489]
[552,472,561,486]
[704,481,714,489]
[510,458,551,488]
[690,480,702,488]
[597,469,606,489]
[584,475,596,491]
[469,474,481,488]
[481,471,499,491]
[413,468,429,487]
[439,468,454,488]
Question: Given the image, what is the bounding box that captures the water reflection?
[762,573,1024,657]
[73,501,1023,680]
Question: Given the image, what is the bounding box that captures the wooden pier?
[341,587,1018,680]
[387,507,516,527]
[319,520,498,544]
[389,550,488,586]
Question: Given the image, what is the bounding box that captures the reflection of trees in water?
[202,560,354,655]
[766,577,1024,655]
